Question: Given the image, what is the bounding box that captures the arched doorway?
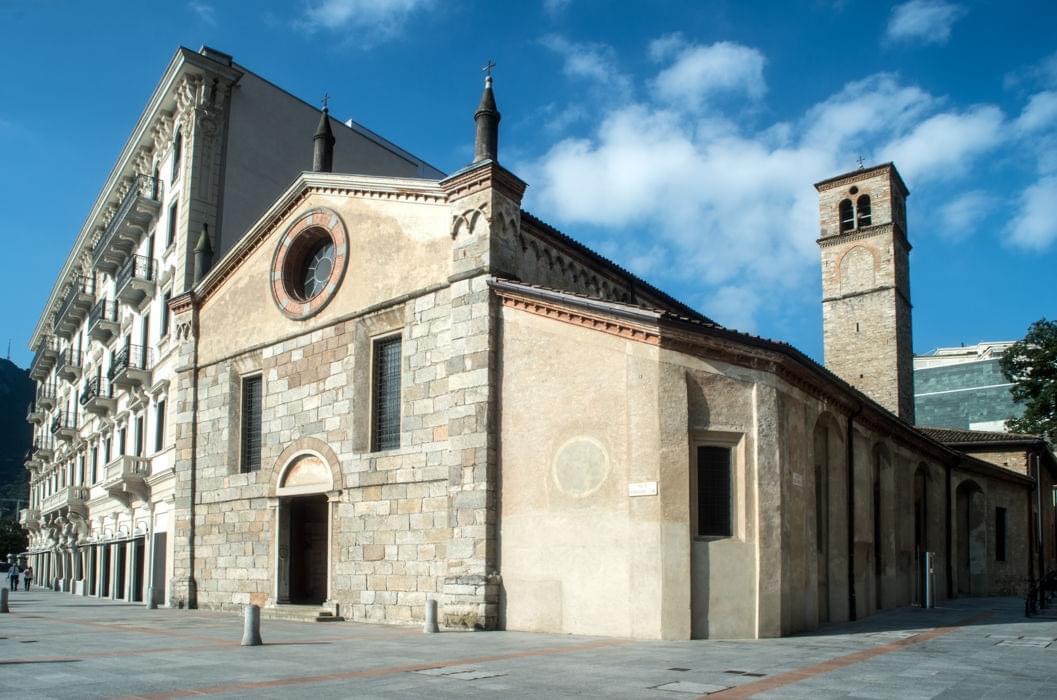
[275,453,334,606]
[812,413,844,625]
[955,480,986,596]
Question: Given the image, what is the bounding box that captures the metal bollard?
[241,604,263,646]
[1,588,8,613]
[423,598,439,633]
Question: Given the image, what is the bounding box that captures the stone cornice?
[440,160,527,204]
[817,222,910,250]
[30,47,244,349]
[814,162,909,197]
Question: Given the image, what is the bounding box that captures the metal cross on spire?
[482,59,496,78]
[856,154,866,170]
[322,92,330,111]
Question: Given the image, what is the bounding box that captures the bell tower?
[815,162,914,422]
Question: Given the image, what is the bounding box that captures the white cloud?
[880,105,1005,181]
[937,190,995,240]
[188,1,215,24]
[648,33,687,63]
[297,0,431,40]
[1008,176,1057,250]
[522,37,1021,331]
[885,1,965,45]
[652,41,766,109]
[540,35,632,101]
[1015,91,1057,134]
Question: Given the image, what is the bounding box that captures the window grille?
[372,336,402,451]
[995,506,1007,562]
[241,376,262,472]
[696,446,732,537]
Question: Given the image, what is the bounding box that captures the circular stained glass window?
[271,208,348,321]
[301,238,335,300]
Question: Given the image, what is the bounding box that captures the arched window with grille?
[857,194,872,227]
[839,199,854,232]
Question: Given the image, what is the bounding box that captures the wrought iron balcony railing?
[92,174,162,273]
[55,348,82,383]
[29,335,59,380]
[53,275,95,339]
[87,298,120,343]
[36,381,57,409]
[115,255,156,309]
[80,376,116,416]
[109,344,152,389]
[50,411,77,441]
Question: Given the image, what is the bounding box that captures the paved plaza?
[1,585,1055,699]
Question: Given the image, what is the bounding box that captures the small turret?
[312,103,336,173]
[193,223,214,284]
[473,63,500,163]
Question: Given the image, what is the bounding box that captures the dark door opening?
[289,496,328,605]
[115,543,127,599]
[131,537,146,602]
[100,545,111,597]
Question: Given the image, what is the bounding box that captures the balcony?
[87,299,120,343]
[53,275,95,339]
[29,336,59,380]
[18,508,41,533]
[56,348,82,383]
[36,382,57,410]
[80,376,116,416]
[116,255,156,310]
[30,438,54,464]
[50,411,77,442]
[27,403,44,424]
[40,485,88,517]
[103,455,150,505]
[92,174,162,274]
[109,344,151,390]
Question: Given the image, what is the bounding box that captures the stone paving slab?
[1,589,1056,698]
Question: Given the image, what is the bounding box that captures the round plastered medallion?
[552,437,609,497]
[271,208,349,320]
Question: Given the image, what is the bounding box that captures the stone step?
[259,605,344,623]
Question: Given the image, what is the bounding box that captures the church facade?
[24,48,1057,639]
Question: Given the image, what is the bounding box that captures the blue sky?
[2,0,1056,370]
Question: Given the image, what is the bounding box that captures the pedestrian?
[23,566,32,591]
[7,564,19,591]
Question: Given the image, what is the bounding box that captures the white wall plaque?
[628,481,658,497]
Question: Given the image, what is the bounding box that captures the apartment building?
[21,46,439,605]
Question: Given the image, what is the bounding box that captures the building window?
[171,129,182,182]
[89,444,97,483]
[103,436,112,465]
[857,195,872,227]
[695,445,733,538]
[995,506,1007,562]
[161,291,172,337]
[167,202,178,248]
[118,427,127,456]
[134,415,144,457]
[372,335,402,451]
[240,375,262,472]
[155,399,166,453]
[839,199,854,232]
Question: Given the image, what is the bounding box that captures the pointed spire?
[473,61,500,163]
[193,223,213,284]
[313,95,336,173]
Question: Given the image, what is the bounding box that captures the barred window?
[241,376,262,472]
[696,446,732,538]
[372,335,402,451]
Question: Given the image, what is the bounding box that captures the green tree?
[0,518,27,561]
[1001,318,1057,445]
